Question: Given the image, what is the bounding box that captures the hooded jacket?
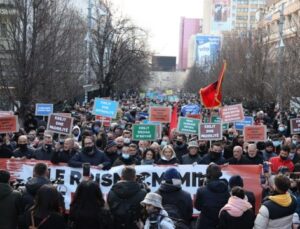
[254,193,297,229]
[219,196,255,229]
[72,125,81,142]
[195,179,230,229]
[156,183,193,224]
[144,209,175,229]
[107,180,147,229]
[0,183,22,229]
[21,177,51,211]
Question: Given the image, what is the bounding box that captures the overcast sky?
[72,0,203,58]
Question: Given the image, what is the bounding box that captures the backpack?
[159,214,190,229]
[161,204,190,229]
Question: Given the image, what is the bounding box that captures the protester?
[112,145,140,166]
[51,138,77,164]
[254,174,297,229]
[226,146,250,164]
[140,192,175,229]
[199,143,226,165]
[181,141,201,164]
[219,186,255,229]
[141,148,156,165]
[262,141,277,161]
[173,134,189,163]
[0,135,13,158]
[156,145,180,165]
[20,163,51,211]
[104,140,119,165]
[156,168,193,226]
[12,135,35,159]
[0,170,22,229]
[68,135,111,169]
[269,145,294,173]
[69,180,113,229]
[228,175,256,212]
[195,163,230,229]
[108,166,147,229]
[33,134,55,160]
[246,143,264,165]
[19,184,66,229]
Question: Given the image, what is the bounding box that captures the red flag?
[199,61,227,108]
[169,104,178,138]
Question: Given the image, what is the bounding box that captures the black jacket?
[156,183,193,224]
[174,144,189,162]
[19,211,65,229]
[246,154,264,165]
[226,156,251,165]
[181,154,201,164]
[112,156,140,167]
[195,179,230,229]
[0,144,14,158]
[21,177,51,211]
[219,208,255,229]
[33,146,55,161]
[156,157,180,165]
[0,183,22,229]
[107,181,147,229]
[68,148,111,169]
[199,153,226,165]
[13,147,35,159]
[104,151,119,166]
[51,149,77,164]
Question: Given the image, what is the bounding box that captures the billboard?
[212,0,232,32]
[195,34,221,66]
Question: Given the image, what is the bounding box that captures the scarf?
[219,196,252,217]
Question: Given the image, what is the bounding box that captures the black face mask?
[280,155,288,160]
[117,145,123,149]
[210,151,221,160]
[266,150,273,154]
[45,144,52,151]
[176,141,183,146]
[95,139,102,148]
[19,144,27,151]
[199,145,206,151]
[84,146,94,154]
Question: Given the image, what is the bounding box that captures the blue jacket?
[68,148,111,169]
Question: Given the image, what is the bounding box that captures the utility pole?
[84,0,92,104]
[277,3,285,110]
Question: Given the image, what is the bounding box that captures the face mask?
[27,135,35,142]
[280,155,288,160]
[176,141,183,146]
[273,141,281,147]
[84,146,93,154]
[19,144,27,150]
[95,139,102,147]
[117,145,123,149]
[73,131,79,137]
[289,153,295,160]
[228,134,234,140]
[293,140,297,145]
[45,144,52,151]
[161,141,167,147]
[210,151,221,159]
[124,138,131,144]
[122,153,130,159]
[199,145,206,151]
[278,127,285,132]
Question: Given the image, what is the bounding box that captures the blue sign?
[92,98,119,118]
[35,103,53,116]
[181,104,201,116]
[235,116,254,131]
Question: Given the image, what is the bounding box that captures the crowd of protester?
[0,97,300,228]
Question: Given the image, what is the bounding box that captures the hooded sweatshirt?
[219,196,252,217]
[144,209,175,229]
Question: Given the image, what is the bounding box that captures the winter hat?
[188,141,199,149]
[206,164,222,180]
[229,175,244,188]
[105,140,117,150]
[163,168,182,185]
[141,193,163,209]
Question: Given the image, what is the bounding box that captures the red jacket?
[269,156,294,173]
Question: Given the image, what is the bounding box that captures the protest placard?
[149,106,171,123]
[290,118,300,134]
[35,103,53,116]
[244,125,267,142]
[199,123,222,140]
[235,116,254,131]
[132,124,157,141]
[47,114,73,135]
[95,115,112,127]
[220,104,244,122]
[0,115,19,133]
[211,115,221,123]
[92,98,119,118]
[177,117,200,135]
[141,120,162,139]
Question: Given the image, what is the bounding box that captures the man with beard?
[246,143,264,165]
[173,134,189,163]
[12,135,35,159]
[226,146,251,165]
[115,136,124,155]
[33,134,55,160]
[199,143,226,165]
[51,138,78,164]
[68,135,111,170]
[198,140,208,157]
[104,140,119,165]
[262,141,277,161]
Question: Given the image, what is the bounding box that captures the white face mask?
[161,141,167,147]
[124,138,131,144]
[122,153,130,159]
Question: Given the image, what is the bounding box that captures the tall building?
[178,17,202,70]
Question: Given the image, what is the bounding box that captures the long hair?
[70,181,105,222]
[32,184,61,218]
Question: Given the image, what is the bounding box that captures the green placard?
[211,115,221,123]
[132,124,157,141]
[177,117,200,135]
[222,123,229,130]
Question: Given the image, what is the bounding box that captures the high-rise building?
[178,17,202,70]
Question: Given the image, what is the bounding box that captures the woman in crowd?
[69,180,113,229]
[141,148,156,165]
[219,186,255,229]
[156,145,180,165]
[19,184,66,229]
